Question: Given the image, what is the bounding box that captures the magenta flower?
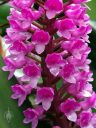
[32,30,50,54]
[78,111,93,128]
[9,19,31,31]
[60,98,81,122]
[35,87,54,110]
[62,39,90,59]
[2,57,16,79]
[21,8,41,21]
[45,0,63,19]
[10,0,35,9]
[72,25,92,42]
[76,70,93,82]
[6,27,32,42]
[65,4,85,19]
[91,114,96,128]
[68,81,93,98]
[56,18,76,39]
[80,93,96,110]
[60,63,76,83]
[8,9,31,31]
[45,53,64,76]
[22,64,41,88]
[11,84,32,106]
[67,54,91,71]
[23,106,44,128]
[9,40,27,54]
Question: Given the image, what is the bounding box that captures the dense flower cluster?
[2,0,95,128]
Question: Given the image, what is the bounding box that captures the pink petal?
[46,10,56,19]
[21,75,30,81]
[11,93,19,99]
[18,95,26,106]
[65,76,76,83]
[42,100,51,111]
[35,97,42,104]
[2,66,8,71]
[61,30,71,39]
[35,44,45,54]
[23,118,32,124]
[50,67,60,76]
[30,78,38,88]
[32,118,38,128]
[8,71,15,80]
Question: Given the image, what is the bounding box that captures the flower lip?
[35,87,54,110]
[23,64,41,77]
[37,87,54,98]
[11,84,25,95]
[10,0,35,9]
[32,30,50,44]
[61,63,75,78]
[45,53,64,66]
[23,108,38,120]
[79,111,92,127]
[45,0,63,11]
[60,98,81,114]
[10,41,27,52]
[57,18,75,30]
[3,57,16,69]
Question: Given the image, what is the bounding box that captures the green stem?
[0,23,9,28]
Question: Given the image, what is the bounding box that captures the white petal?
[82,90,92,97]
[67,112,77,122]
[14,69,24,77]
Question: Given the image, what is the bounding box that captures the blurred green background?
[0,0,96,128]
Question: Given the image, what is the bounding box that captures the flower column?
[2,0,96,128]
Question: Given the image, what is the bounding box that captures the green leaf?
[0,3,10,23]
[56,80,63,90]
[0,4,10,36]
[28,95,35,106]
[92,108,96,113]
[87,0,96,20]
